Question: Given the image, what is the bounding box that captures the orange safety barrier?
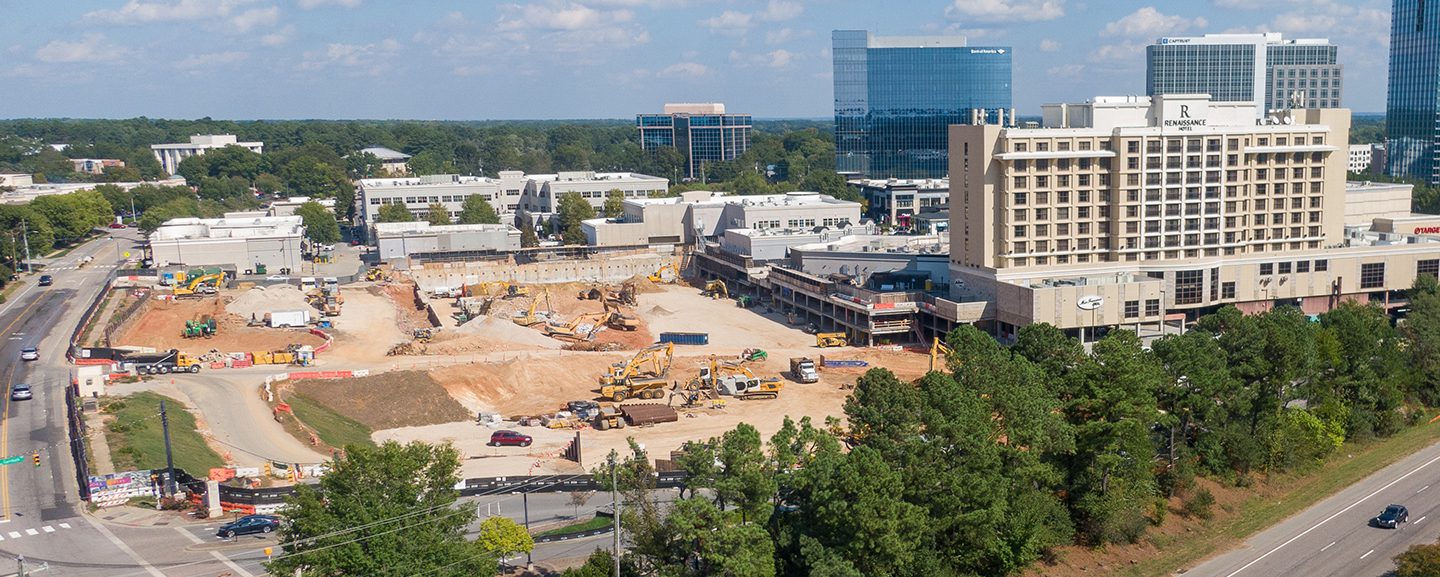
[209,362,226,369]
[231,360,253,368]
[209,468,236,482]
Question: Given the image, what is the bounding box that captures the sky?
[0,0,1394,120]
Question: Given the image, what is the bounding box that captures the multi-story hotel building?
[949,94,1440,339]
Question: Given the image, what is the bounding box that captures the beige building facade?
[950,94,1440,337]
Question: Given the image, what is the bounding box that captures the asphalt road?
[1187,432,1440,577]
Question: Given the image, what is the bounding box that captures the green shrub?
[1182,488,1216,520]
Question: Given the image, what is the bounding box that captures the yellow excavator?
[702,279,728,300]
[815,332,848,348]
[929,337,955,372]
[599,343,675,401]
[544,311,612,341]
[648,263,679,284]
[174,273,224,297]
[699,357,783,400]
[512,289,551,327]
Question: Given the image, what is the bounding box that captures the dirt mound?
[225,285,313,318]
[646,305,673,317]
[289,371,471,430]
[430,353,621,415]
[623,275,666,294]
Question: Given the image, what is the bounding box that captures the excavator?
[544,311,612,341]
[815,332,848,347]
[648,263,679,284]
[512,289,551,327]
[702,279,728,300]
[697,357,783,400]
[929,337,955,372]
[601,298,640,331]
[598,343,674,402]
[174,273,224,297]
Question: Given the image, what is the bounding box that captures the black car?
[216,514,281,538]
[37,275,52,287]
[1372,504,1409,528]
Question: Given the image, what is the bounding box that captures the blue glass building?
[1146,33,1341,115]
[1388,0,1440,184]
[833,30,1012,179]
[637,103,752,180]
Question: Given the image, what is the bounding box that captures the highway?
[1187,434,1440,577]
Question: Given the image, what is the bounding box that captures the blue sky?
[0,0,1393,120]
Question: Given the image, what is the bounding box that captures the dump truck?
[594,405,628,431]
[600,377,669,403]
[125,349,203,375]
[815,332,848,348]
[598,343,675,401]
[789,357,819,383]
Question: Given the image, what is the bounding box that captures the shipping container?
[658,332,709,346]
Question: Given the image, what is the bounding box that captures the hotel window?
[1013,226,1027,238]
[1013,209,1027,222]
[1145,299,1161,316]
[1360,263,1386,289]
[1124,300,1139,319]
[1037,160,1050,171]
[1037,192,1050,204]
[1037,143,1049,152]
[1036,208,1049,220]
[1013,177,1028,189]
[1420,259,1440,279]
[1260,263,1274,275]
[1222,282,1236,299]
[1058,141,1070,151]
[1297,260,1310,273]
[1279,262,1292,274]
[1127,141,1139,154]
[1079,190,1090,202]
[1036,225,1049,236]
[1014,192,1028,205]
[1058,191,1070,203]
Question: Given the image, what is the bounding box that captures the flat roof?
[152,215,303,240]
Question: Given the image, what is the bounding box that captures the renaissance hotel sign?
[1159,98,1211,133]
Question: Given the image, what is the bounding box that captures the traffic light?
[31,452,39,467]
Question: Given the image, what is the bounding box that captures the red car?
[108,223,127,229]
[488,430,533,447]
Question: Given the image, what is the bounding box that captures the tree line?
[565,280,1440,577]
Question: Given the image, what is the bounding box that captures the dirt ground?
[286,370,471,430]
[320,286,411,364]
[112,294,328,354]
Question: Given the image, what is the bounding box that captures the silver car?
[19,347,38,361]
[10,384,32,401]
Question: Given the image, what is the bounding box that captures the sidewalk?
[90,504,213,529]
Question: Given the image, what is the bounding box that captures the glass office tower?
[833,30,1012,180]
[1387,0,1440,184]
[1146,33,1341,114]
[637,104,752,181]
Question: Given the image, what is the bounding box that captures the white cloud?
[945,0,1064,23]
[492,1,648,53]
[698,10,752,33]
[498,2,631,32]
[765,27,796,44]
[297,0,360,8]
[176,50,249,68]
[84,0,259,24]
[1089,41,1145,63]
[1102,7,1207,38]
[34,34,125,63]
[767,48,793,68]
[658,61,708,78]
[1047,63,1085,79]
[759,0,802,22]
[261,24,296,46]
[232,6,279,32]
[1039,39,1060,52]
[300,38,401,75]
[700,1,800,35]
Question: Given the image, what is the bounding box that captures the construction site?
[88,255,936,478]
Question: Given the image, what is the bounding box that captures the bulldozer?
[365,267,389,282]
[648,263,679,284]
[815,332,848,348]
[598,343,674,401]
[702,279,728,300]
[173,273,224,298]
[697,357,783,400]
[181,317,217,339]
[929,337,955,372]
[544,311,612,341]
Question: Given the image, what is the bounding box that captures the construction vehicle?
[598,343,675,401]
[615,282,638,306]
[454,297,492,325]
[577,286,604,301]
[173,273,224,297]
[702,279,728,300]
[365,268,389,282]
[181,317,217,339]
[815,332,848,348]
[125,349,203,375]
[648,263,679,284]
[740,348,767,363]
[789,357,819,383]
[607,312,640,331]
[698,357,783,400]
[512,290,551,327]
[593,405,628,430]
[736,295,755,308]
[413,328,439,343]
[929,337,956,372]
[544,311,612,341]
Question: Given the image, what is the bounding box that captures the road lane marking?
[1361,549,1375,560]
[1421,485,1430,493]
[57,523,68,529]
[8,531,18,539]
[24,528,36,536]
[82,512,164,576]
[1321,541,1335,551]
[40,525,52,533]
[1222,451,1440,577]
[1419,516,1428,524]
[0,290,50,521]
[174,526,256,577]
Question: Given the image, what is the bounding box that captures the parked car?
[216,515,281,538]
[265,275,290,282]
[10,384,32,401]
[37,275,52,286]
[1373,504,1409,528]
[108,223,127,229]
[19,347,38,361]
[488,430,533,447]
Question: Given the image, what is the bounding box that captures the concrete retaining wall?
[410,251,672,292]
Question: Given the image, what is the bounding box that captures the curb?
[534,524,614,544]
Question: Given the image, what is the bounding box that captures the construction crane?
[929,337,955,372]
[702,279,728,300]
[648,263,679,284]
[512,289,551,327]
[598,343,675,401]
[174,273,224,297]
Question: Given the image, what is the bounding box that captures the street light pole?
[609,451,621,577]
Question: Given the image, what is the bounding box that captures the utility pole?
[20,219,30,274]
[609,450,620,577]
[15,555,24,577]
[522,491,532,568]
[159,401,176,497]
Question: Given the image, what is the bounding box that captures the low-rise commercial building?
[71,159,125,175]
[150,215,304,274]
[357,146,412,175]
[1349,144,1374,173]
[585,190,863,248]
[372,222,522,261]
[522,171,669,221]
[358,172,526,228]
[150,135,264,176]
[267,197,336,217]
[0,174,33,188]
[849,178,949,225]
[0,177,186,205]
[1344,181,1414,226]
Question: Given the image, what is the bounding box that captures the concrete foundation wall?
[410,252,673,291]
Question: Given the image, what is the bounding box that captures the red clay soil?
[112,296,327,354]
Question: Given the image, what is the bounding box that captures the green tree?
[254,172,284,194]
[456,194,500,225]
[713,423,776,524]
[473,516,534,564]
[295,201,340,245]
[100,165,143,182]
[196,176,251,202]
[426,203,451,226]
[346,151,383,179]
[602,189,625,219]
[408,150,453,175]
[377,203,415,223]
[556,191,595,245]
[266,441,494,577]
[798,445,927,576]
[175,154,209,183]
[1407,275,1440,404]
[664,498,776,577]
[1396,541,1440,577]
[203,145,264,180]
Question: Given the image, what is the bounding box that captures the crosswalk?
[0,522,71,541]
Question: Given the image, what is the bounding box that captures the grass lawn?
[286,394,375,450]
[1112,412,1440,577]
[103,392,225,475]
[535,516,613,538]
